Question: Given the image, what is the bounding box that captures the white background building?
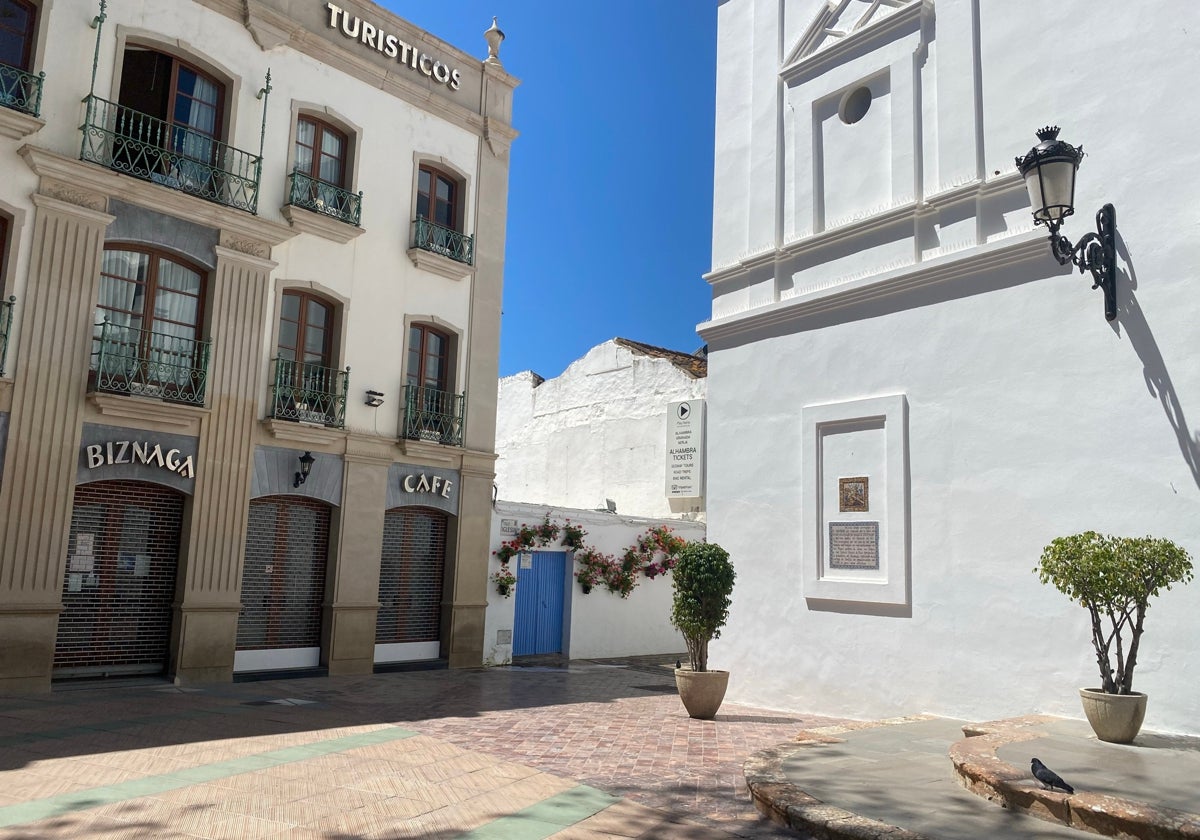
[486,339,709,663]
[701,0,1200,734]
[495,338,707,519]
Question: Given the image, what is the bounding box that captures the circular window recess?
[839,86,872,125]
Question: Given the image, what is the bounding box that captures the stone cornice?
[407,247,474,281]
[706,172,1027,288]
[280,204,365,243]
[706,201,919,287]
[191,0,519,142]
[396,437,463,467]
[87,393,208,433]
[698,232,1051,343]
[484,117,519,159]
[0,106,44,141]
[262,418,348,447]
[19,146,296,248]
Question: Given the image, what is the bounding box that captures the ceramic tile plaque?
[829,521,880,569]
[839,476,869,512]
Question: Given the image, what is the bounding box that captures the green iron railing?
[287,171,362,227]
[402,384,465,447]
[0,62,44,118]
[80,94,262,213]
[412,217,474,265]
[90,321,210,406]
[0,296,15,376]
[270,358,348,429]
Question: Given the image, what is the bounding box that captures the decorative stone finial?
[484,16,505,62]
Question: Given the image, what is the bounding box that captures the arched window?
[417,164,459,231]
[404,324,462,445]
[407,323,449,393]
[92,246,208,405]
[100,46,226,201]
[0,0,36,71]
[277,291,332,370]
[0,0,39,116]
[294,117,348,188]
[287,115,360,225]
[270,291,346,428]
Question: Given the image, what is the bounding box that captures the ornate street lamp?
[1015,126,1117,321]
[293,451,315,488]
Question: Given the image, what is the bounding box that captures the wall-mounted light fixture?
[365,389,385,407]
[1015,126,1117,321]
[293,451,315,488]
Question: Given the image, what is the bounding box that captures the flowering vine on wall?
[490,514,688,600]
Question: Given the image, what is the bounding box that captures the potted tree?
[670,541,736,719]
[1036,532,1193,743]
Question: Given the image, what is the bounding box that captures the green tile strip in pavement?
[454,784,620,839]
[0,724,417,828]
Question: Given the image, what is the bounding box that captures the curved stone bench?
[950,717,1200,839]
[745,739,929,840]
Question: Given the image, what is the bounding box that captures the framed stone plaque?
[829,521,879,570]
[839,476,869,512]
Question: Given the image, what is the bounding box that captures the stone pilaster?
[0,189,112,691]
[324,439,390,675]
[442,453,496,668]
[170,239,275,684]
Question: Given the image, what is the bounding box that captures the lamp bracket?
[1046,203,1116,322]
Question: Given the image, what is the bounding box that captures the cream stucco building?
[0,0,516,689]
[701,0,1200,734]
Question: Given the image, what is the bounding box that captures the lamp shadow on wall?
[1113,234,1200,490]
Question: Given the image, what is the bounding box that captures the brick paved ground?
[0,656,855,838]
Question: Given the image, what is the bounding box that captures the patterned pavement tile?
[0,656,847,838]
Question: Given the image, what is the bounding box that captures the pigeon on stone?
[1031,758,1075,794]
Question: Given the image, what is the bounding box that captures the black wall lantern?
[1015,126,1117,321]
[293,451,315,488]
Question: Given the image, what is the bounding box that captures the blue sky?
[381,2,718,379]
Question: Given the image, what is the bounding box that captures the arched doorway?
[236,495,331,672]
[55,480,184,678]
[376,506,447,663]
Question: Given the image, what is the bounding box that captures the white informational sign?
[666,399,706,498]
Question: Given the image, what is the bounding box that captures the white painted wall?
[703,0,1200,735]
[482,501,706,665]
[495,340,706,519]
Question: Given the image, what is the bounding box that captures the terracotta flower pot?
[1079,687,1147,744]
[674,668,729,720]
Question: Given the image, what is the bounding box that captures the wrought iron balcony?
[0,62,44,118]
[287,171,362,227]
[0,296,15,376]
[90,321,210,406]
[402,384,465,447]
[270,358,348,429]
[412,217,473,265]
[80,94,262,213]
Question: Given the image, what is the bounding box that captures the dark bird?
[1031,758,1075,794]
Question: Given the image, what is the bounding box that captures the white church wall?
[702,0,1200,735]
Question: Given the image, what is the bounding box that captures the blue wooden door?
[513,551,565,655]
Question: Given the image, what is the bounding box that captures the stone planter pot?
[674,668,729,720]
[1079,688,1147,744]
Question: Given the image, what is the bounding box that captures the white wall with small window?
[703,0,1200,736]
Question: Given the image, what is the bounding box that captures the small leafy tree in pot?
[670,542,736,672]
[1036,531,1193,694]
